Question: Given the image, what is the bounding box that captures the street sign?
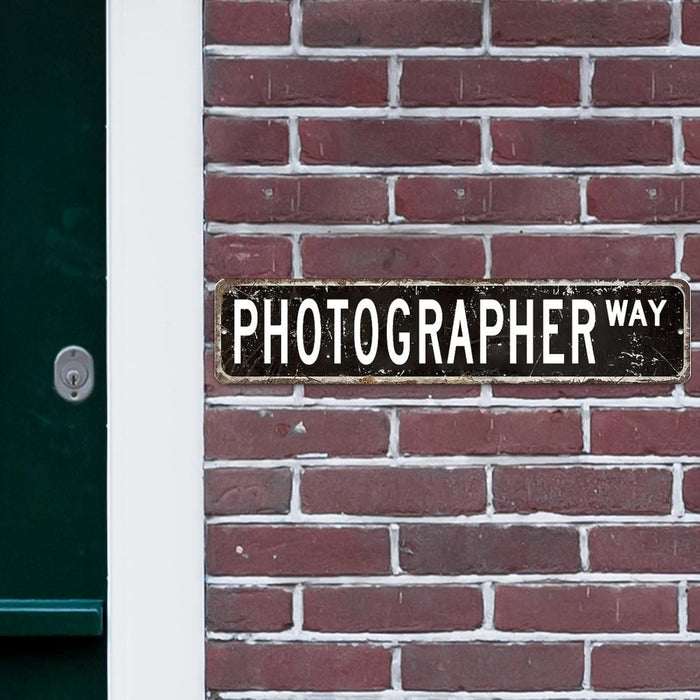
[215,280,690,384]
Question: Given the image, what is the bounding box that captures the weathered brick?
[205,467,292,515]
[495,585,678,633]
[301,467,486,516]
[683,467,700,511]
[205,57,388,106]
[682,119,700,163]
[683,0,700,44]
[206,175,388,224]
[207,586,293,632]
[492,0,670,46]
[205,0,291,45]
[207,525,390,576]
[400,525,580,574]
[683,234,700,279]
[593,59,700,105]
[588,177,700,223]
[205,234,293,280]
[686,351,700,396]
[592,644,700,691]
[694,292,700,340]
[592,410,700,456]
[301,235,485,278]
[400,409,583,456]
[303,384,480,399]
[493,383,672,399]
[492,119,672,166]
[395,177,579,224]
[206,408,390,459]
[403,643,584,691]
[401,58,579,106]
[589,526,700,572]
[688,585,700,630]
[207,642,392,691]
[304,585,483,632]
[302,0,482,47]
[205,117,288,165]
[491,234,675,278]
[299,119,480,166]
[494,467,672,515]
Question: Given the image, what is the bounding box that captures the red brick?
[303,0,482,47]
[205,467,292,515]
[400,409,583,456]
[301,467,486,516]
[206,175,388,224]
[588,177,700,223]
[207,642,391,691]
[401,58,579,106]
[491,234,675,278]
[204,118,288,165]
[492,119,672,166]
[686,351,700,396]
[400,525,580,574]
[683,119,700,163]
[207,525,390,576]
[396,176,579,224]
[206,408,390,459]
[494,467,672,515]
[683,467,700,511]
[205,0,291,45]
[592,410,700,456]
[694,292,700,340]
[207,586,293,632]
[403,643,583,691]
[593,59,700,106]
[683,0,700,44]
[683,234,700,279]
[299,119,480,166]
[304,585,483,632]
[589,526,700,572]
[302,235,485,278]
[493,0,670,46]
[495,585,678,633]
[205,57,388,106]
[205,349,293,398]
[688,586,700,630]
[592,644,700,691]
[493,383,672,399]
[303,384,481,399]
[205,234,293,280]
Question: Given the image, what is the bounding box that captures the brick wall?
[203,0,700,696]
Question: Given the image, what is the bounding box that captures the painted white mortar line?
[291,583,304,633]
[391,647,402,691]
[582,640,592,691]
[672,463,685,517]
[485,464,495,516]
[679,580,689,633]
[580,54,593,109]
[579,527,590,572]
[389,524,402,575]
[482,581,495,630]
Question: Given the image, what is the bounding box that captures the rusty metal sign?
[214,279,690,385]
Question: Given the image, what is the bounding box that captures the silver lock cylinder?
[54,346,95,402]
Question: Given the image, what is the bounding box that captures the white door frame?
[106,1,204,698]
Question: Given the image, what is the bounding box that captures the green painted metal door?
[0,0,106,696]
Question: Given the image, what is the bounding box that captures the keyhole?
[67,369,81,387]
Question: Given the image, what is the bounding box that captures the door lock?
[54,346,94,402]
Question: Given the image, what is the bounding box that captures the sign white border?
[107,0,204,698]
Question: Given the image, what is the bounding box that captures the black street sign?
[215,280,690,384]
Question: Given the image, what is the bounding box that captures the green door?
[0,0,106,696]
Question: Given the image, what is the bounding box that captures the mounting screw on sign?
[54,345,95,403]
